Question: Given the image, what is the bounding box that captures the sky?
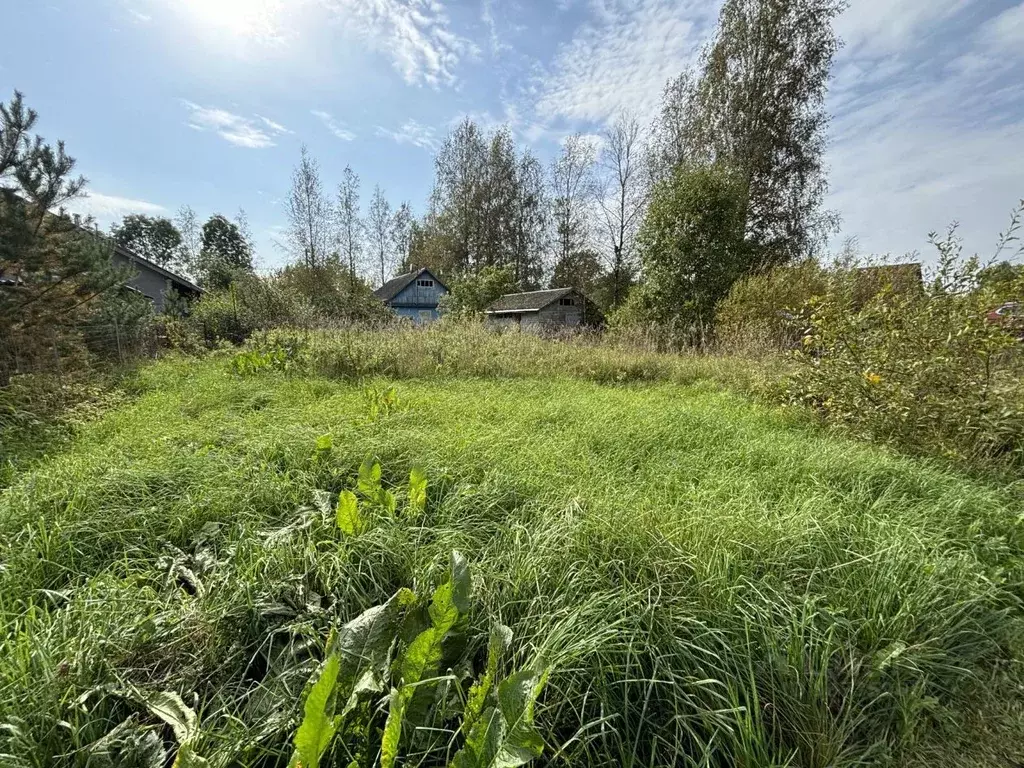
[2,0,1022,273]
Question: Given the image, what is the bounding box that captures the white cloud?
[257,115,293,134]
[978,1,1024,51]
[181,101,290,148]
[66,191,165,223]
[532,0,712,126]
[834,0,967,59]
[375,119,439,150]
[312,110,356,141]
[321,0,478,87]
[825,3,1024,260]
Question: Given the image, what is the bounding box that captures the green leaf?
[334,588,416,713]
[335,491,362,536]
[292,654,341,768]
[451,707,505,768]
[378,488,397,515]
[173,742,211,768]
[464,623,513,736]
[315,434,333,453]
[357,456,382,495]
[495,670,547,766]
[140,690,197,745]
[408,465,427,513]
[449,668,549,768]
[380,687,406,768]
[450,550,472,615]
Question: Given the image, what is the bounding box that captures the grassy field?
[1,351,1023,766]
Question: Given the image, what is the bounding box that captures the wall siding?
[112,252,171,312]
[387,275,448,324]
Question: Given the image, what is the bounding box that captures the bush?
[790,215,1024,468]
[715,259,830,353]
[187,266,393,345]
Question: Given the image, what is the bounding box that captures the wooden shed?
[484,287,603,331]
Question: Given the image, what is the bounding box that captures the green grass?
[1,353,1023,767]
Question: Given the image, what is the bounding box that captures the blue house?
[374,268,448,324]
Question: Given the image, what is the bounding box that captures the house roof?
[374,268,446,303]
[485,287,576,314]
[113,243,203,295]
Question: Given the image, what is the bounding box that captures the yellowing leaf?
[335,491,362,536]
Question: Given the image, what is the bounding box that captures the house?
[374,267,449,324]
[484,287,603,331]
[1,239,201,313]
[112,243,202,312]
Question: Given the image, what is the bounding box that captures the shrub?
[790,211,1024,468]
[716,258,829,352]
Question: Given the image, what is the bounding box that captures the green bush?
[716,259,829,352]
[791,217,1024,468]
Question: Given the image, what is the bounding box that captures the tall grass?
[1,357,1022,765]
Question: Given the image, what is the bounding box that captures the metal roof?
[374,268,446,303]
[485,287,576,314]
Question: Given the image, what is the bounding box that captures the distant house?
[113,244,202,312]
[374,267,449,324]
[484,287,603,331]
[1,239,202,313]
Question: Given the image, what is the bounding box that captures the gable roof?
[485,287,576,314]
[374,268,447,303]
[113,243,203,295]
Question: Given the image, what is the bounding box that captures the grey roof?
[374,268,446,303]
[485,287,576,314]
[113,243,203,295]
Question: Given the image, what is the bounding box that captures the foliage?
[550,133,597,274]
[112,214,185,271]
[2,358,1022,766]
[791,211,1024,467]
[716,258,830,351]
[654,0,844,264]
[438,265,518,318]
[613,163,750,346]
[187,266,390,344]
[415,120,546,289]
[197,214,253,290]
[0,90,135,385]
[336,165,365,282]
[550,249,605,303]
[285,145,333,269]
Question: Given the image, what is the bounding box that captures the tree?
[598,113,646,309]
[620,164,750,334]
[285,145,332,268]
[551,249,605,301]
[174,205,201,278]
[0,90,127,383]
[550,134,596,275]
[509,151,547,290]
[336,165,364,283]
[112,215,183,270]
[391,202,413,275]
[198,214,252,289]
[430,118,487,274]
[654,0,844,265]
[366,185,394,287]
[438,265,517,318]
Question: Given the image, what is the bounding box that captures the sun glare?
[177,0,286,41]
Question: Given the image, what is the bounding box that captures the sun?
[176,0,287,42]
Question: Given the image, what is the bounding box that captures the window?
[417,279,434,287]
[559,297,575,306]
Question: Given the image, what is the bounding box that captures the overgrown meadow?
[2,342,1023,767]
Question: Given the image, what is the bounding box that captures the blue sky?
[2,0,1022,272]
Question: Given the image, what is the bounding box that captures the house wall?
[389,279,448,309]
[112,251,171,312]
[393,306,441,324]
[388,277,448,324]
